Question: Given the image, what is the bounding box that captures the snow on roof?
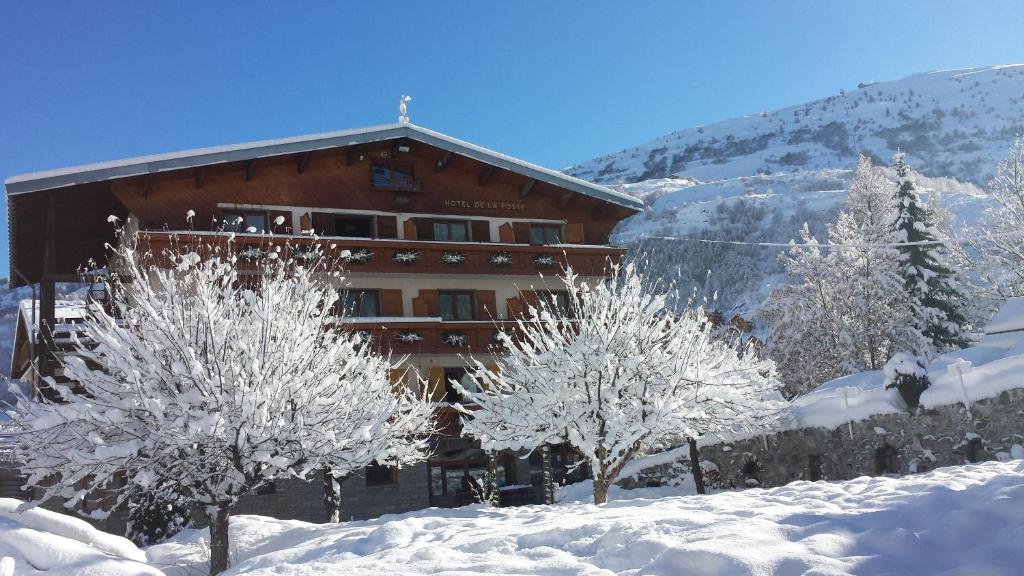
[18,299,90,332]
[4,123,644,211]
[984,297,1024,335]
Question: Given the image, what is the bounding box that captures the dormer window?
[372,163,419,191]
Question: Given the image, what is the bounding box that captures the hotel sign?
[442,199,526,211]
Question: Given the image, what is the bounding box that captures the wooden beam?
[38,191,57,382]
[558,191,576,209]
[519,179,536,198]
[297,151,312,174]
[194,167,204,189]
[142,174,152,197]
[434,151,452,172]
[245,160,256,182]
[478,166,495,186]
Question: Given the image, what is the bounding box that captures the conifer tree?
[891,152,969,350]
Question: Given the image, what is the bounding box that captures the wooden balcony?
[341,318,515,356]
[137,231,623,277]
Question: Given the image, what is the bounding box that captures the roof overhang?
[5,123,643,211]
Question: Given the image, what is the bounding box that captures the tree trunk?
[592,475,609,505]
[485,451,500,507]
[541,444,555,505]
[689,438,706,495]
[208,503,231,575]
[322,468,344,523]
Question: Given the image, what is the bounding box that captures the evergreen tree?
[891,152,969,350]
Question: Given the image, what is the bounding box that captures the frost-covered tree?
[762,156,927,395]
[892,152,970,350]
[458,264,784,504]
[972,138,1024,302]
[10,227,434,575]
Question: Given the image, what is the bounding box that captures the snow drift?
[147,460,1024,575]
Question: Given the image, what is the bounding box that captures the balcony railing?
[138,231,623,277]
[340,318,516,356]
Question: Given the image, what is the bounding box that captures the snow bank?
[985,296,1024,334]
[0,498,161,575]
[147,460,1024,575]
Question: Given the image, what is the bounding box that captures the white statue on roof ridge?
[399,95,412,124]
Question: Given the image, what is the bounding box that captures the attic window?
[371,163,419,191]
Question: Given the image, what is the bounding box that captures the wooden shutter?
[565,222,584,244]
[476,290,497,319]
[389,368,409,394]
[380,289,404,317]
[482,364,500,391]
[268,210,293,234]
[506,290,537,319]
[415,218,435,240]
[471,220,491,242]
[413,289,439,317]
[498,223,515,243]
[512,222,531,244]
[376,215,398,239]
[427,367,446,403]
[299,212,312,234]
[311,212,335,236]
[402,219,417,240]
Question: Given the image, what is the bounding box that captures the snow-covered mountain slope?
[570,65,1024,186]
[569,66,1022,315]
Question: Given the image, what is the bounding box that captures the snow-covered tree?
[892,152,970,350]
[10,226,434,575]
[762,156,927,395]
[458,264,785,504]
[972,138,1024,302]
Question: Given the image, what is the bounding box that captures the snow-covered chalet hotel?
[4,121,642,522]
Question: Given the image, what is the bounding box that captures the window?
[340,289,380,317]
[432,220,469,242]
[439,291,475,321]
[539,291,572,317]
[371,163,419,191]
[365,462,397,486]
[335,216,374,238]
[223,211,268,233]
[530,224,562,245]
[443,368,481,403]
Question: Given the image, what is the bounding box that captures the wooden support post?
[37,191,57,389]
[519,179,536,198]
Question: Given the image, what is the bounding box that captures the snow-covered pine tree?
[11,224,435,575]
[458,264,785,504]
[762,156,927,395]
[892,152,969,350]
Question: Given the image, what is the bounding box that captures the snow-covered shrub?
[126,491,189,547]
[392,249,420,264]
[459,263,785,504]
[10,224,435,575]
[884,352,930,408]
[440,251,466,266]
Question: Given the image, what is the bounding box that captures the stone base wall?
[626,388,1024,490]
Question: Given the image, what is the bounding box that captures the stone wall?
[624,388,1024,490]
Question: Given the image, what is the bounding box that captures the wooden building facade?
[5,122,641,522]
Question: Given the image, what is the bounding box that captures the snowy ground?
[145,459,1024,575]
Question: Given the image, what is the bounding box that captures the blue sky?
[2,1,1023,275]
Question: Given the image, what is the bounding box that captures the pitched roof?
[4,123,643,211]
